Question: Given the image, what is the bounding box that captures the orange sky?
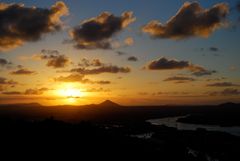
[0,1,240,105]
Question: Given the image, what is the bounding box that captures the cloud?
[138,92,149,96]
[146,57,190,70]
[153,91,190,96]
[69,11,135,49]
[0,77,17,85]
[85,88,111,92]
[164,76,196,83]
[221,88,240,96]
[142,2,229,39]
[206,77,226,82]
[40,49,70,68]
[209,88,240,96]
[0,58,12,67]
[0,1,68,51]
[0,77,18,92]
[10,68,36,75]
[124,37,134,46]
[207,82,239,87]
[191,67,216,77]
[54,74,84,82]
[24,88,49,95]
[127,56,138,61]
[209,47,219,52]
[1,87,50,95]
[54,74,111,84]
[145,57,216,76]
[96,80,111,84]
[70,65,131,75]
[78,58,104,67]
[116,51,127,56]
[1,91,22,95]
[237,2,240,12]
[41,55,70,68]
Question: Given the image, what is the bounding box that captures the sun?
[65,88,83,98]
[57,88,84,98]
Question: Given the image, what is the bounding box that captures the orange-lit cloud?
[40,50,71,68]
[54,74,111,84]
[69,11,135,49]
[0,1,68,51]
[2,87,50,95]
[10,68,36,75]
[124,37,134,46]
[142,2,229,39]
[206,82,239,87]
[208,88,240,96]
[70,65,131,75]
[164,76,196,83]
[145,57,216,76]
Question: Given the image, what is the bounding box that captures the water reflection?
[147,116,240,136]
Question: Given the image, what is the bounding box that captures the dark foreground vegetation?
[0,101,240,160]
[178,102,240,126]
[0,118,239,161]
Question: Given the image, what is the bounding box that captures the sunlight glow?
[57,88,84,98]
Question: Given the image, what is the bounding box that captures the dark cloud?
[2,91,22,95]
[191,67,216,77]
[70,65,131,75]
[0,77,17,85]
[154,91,190,96]
[41,49,60,55]
[209,47,219,52]
[207,82,239,87]
[24,88,49,95]
[142,2,229,39]
[116,51,127,56]
[0,58,12,67]
[221,88,240,96]
[0,2,68,51]
[10,68,36,75]
[2,87,49,95]
[145,57,216,77]
[54,74,111,84]
[164,76,196,83]
[85,88,111,92]
[209,88,240,96]
[42,55,70,68]
[138,92,148,96]
[146,57,190,70]
[96,80,111,84]
[78,58,104,67]
[69,11,135,49]
[40,50,70,68]
[206,77,226,82]
[127,56,138,61]
[237,2,240,12]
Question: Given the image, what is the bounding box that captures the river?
[147,115,240,136]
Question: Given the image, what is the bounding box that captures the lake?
[147,115,240,136]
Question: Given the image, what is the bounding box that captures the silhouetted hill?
[219,102,240,108]
[98,100,121,107]
[0,102,240,125]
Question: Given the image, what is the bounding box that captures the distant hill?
[98,100,121,107]
[0,101,240,125]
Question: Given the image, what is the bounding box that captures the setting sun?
[57,88,84,98]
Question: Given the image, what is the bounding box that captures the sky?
[0,0,240,106]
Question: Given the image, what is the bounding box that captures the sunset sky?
[0,0,240,105]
